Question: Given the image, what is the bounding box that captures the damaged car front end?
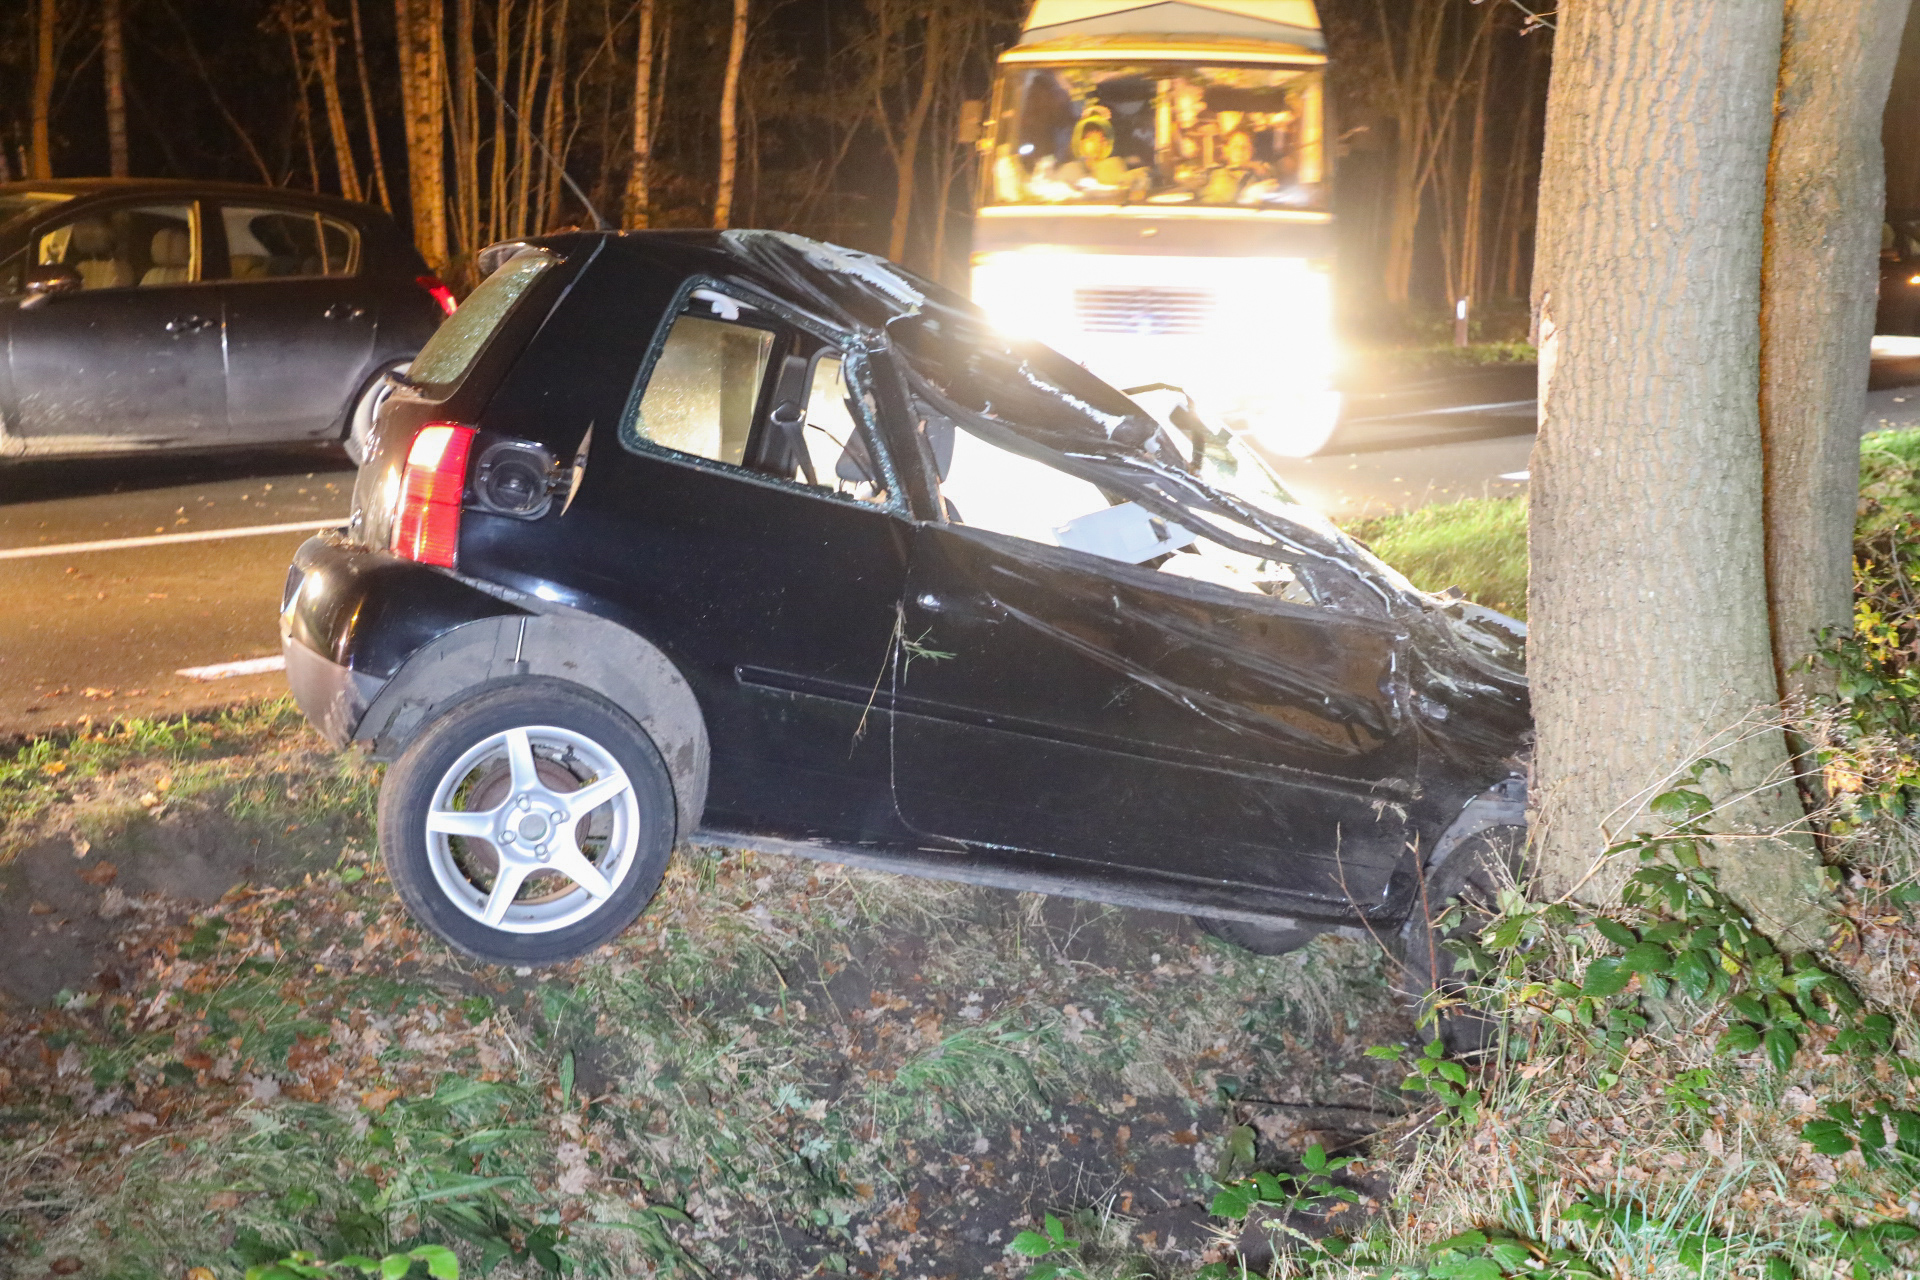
[281,229,1530,967]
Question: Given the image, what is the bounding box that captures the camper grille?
[1074,287,1215,336]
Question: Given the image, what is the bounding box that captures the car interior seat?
[69,220,133,290]
[141,228,193,287]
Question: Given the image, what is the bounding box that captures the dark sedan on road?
[280,230,1531,970]
[0,179,450,463]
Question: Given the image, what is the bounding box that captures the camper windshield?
[984,62,1325,211]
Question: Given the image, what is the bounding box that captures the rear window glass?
[407,247,558,389]
[221,205,357,278]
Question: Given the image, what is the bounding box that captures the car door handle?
[164,315,216,334]
[323,303,368,321]
[915,592,1001,623]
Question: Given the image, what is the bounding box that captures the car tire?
[343,361,408,467]
[377,680,677,966]
[1193,915,1331,956]
[1397,824,1527,1052]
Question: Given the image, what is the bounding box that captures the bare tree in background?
[395,0,449,269]
[103,0,128,176]
[308,0,365,200]
[621,0,655,228]
[863,0,948,264]
[349,0,393,210]
[713,0,748,228]
[30,0,55,179]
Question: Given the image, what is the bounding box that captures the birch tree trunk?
[395,0,449,271]
[1760,0,1911,703]
[103,0,128,177]
[350,0,394,211]
[30,0,55,180]
[713,0,749,229]
[1529,0,1823,941]
[621,0,655,229]
[311,0,364,202]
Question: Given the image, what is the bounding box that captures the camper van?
[970,0,1340,456]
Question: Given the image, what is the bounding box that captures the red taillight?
[392,423,475,568]
[416,273,457,316]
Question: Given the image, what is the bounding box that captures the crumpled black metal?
[713,229,1529,774]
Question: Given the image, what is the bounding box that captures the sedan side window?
[219,206,358,279]
[624,288,890,505]
[35,203,198,290]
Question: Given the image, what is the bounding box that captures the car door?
[884,413,1417,916]
[214,202,375,443]
[3,199,226,446]
[534,282,914,841]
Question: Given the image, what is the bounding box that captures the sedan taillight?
[417,273,458,316]
[392,423,475,568]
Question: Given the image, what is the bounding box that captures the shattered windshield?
[985,62,1326,211]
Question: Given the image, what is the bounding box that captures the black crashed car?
[0,179,451,463]
[280,230,1532,968]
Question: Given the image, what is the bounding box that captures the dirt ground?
[0,704,1420,1279]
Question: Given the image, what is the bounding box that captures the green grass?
[1339,427,1920,625]
[1343,494,1529,619]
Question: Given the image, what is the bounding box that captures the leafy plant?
[1009,1212,1092,1280]
[1195,1141,1367,1278]
[244,1244,458,1280]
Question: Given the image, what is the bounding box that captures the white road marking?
[1499,470,1530,481]
[0,518,344,562]
[176,656,287,680]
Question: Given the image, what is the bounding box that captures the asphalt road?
[0,448,355,737]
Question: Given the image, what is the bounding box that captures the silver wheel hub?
[422,724,640,935]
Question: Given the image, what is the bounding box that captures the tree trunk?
[1457,17,1492,318]
[395,0,449,271]
[311,0,364,201]
[451,0,478,260]
[103,0,128,177]
[1529,0,1823,941]
[1760,0,1911,705]
[31,0,55,180]
[621,0,655,228]
[286,15,323,191]
[349,0,394,211]
[713,0,748,229]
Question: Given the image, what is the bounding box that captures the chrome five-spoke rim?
[424,725,640,934]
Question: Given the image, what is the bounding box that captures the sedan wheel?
[378,682,676,965]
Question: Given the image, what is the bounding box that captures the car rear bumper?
[280,541,389,747]
[281,627,385,748]
[280,532,533,748]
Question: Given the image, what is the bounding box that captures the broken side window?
[924,415,1316,604]
[622,286,892,507]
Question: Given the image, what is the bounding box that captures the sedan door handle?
[323,303,368,321]
[915,591,1001,623]
[164,315,215,334]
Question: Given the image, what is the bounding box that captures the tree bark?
[1760,0,1911,703]
[621,0,655,228]
[349,0,394,211]
[311,0,364,201]
[395,0,449,271]
[1529,0,1823,941]
[103,0,128,177]
[31,0,55,180]
[713,0,749,229]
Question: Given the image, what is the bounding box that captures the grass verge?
[0,705,1417,1278]
[1343,495,1529,620]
